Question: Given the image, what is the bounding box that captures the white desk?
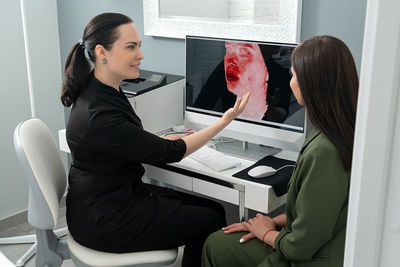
[58,129,298,220]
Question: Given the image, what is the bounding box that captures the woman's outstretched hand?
[181,92,249,158]
[222,92,250,123]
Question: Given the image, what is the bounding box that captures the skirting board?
[0,196,66,232]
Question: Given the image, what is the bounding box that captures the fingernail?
[239,239,244,243]
[224,231,228,233]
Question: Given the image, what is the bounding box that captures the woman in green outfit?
[202,35,359,267]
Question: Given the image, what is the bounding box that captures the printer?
[120,70,185,134]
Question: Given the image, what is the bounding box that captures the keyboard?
[188,145,241,172]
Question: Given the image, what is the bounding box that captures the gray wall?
[0,0,367,220]
[0,0,31,219]
[301,0,367,73]
[0,0,65,219]
[58,0,366,76]
[57,0,185,76]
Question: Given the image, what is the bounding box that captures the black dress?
[66,73,225,266]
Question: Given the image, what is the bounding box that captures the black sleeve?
[88,107,187,164]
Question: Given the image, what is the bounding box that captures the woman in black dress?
[61,13,249,267]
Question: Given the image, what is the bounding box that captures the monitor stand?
[214,139,281,161]
[167,126,284,161]
[243,141,248,150]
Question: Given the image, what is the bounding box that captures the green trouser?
[202,230,282,267]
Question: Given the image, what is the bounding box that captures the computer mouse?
[247,165,277,178]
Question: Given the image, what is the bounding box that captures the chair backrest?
[14,118,67,230]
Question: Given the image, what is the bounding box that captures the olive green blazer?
[261,129,350,267]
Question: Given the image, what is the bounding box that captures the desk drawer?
[193,179,239,205]
[144,165,193,191]
[245,185,286,213]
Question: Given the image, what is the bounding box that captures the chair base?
[16,242,36,267]
[35,229,70,267]
[0,227,68,267]
[0,234,36,244]
[0,251,16,267]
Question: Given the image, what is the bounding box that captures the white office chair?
[0,231,37,266]
[13,118,178,267]
[0,227,67,266]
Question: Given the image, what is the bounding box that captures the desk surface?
[58,129,298,214]
[168,139,298,191]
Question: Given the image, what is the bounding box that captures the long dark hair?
[291,36,359,171]
[61,13,133,107]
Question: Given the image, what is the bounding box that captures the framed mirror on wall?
[143,0,302,43]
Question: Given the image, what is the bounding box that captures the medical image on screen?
[186,37,304,130]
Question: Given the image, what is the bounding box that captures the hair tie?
[78,39,84,49]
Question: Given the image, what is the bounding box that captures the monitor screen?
[185,36,307,151]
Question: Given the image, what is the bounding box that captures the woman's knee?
[202,230,223,263]
[204,230,223,249]
[203,230,239,257]
[202,230,247,267]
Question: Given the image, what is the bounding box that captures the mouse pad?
[232,155,296,197]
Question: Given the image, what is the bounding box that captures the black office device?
[121,70,167,96]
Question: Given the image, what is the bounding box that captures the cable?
[275,165,295,172]
[211,136,236,143]
[162,129,196,137]
[162,131,186,137]
[208,143,217,150]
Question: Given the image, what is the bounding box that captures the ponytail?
[61,43,91,107]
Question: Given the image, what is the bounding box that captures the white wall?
[344,0,400,265]
[0,0,65,220]
[160,0,229,21]
[228,0,280,24]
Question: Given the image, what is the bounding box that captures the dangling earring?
[102,58,107,64]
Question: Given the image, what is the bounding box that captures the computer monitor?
[185,36,307,152]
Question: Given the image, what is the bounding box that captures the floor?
[0,205,75,267]
[0,196,283,267]
[0,204,183,267]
